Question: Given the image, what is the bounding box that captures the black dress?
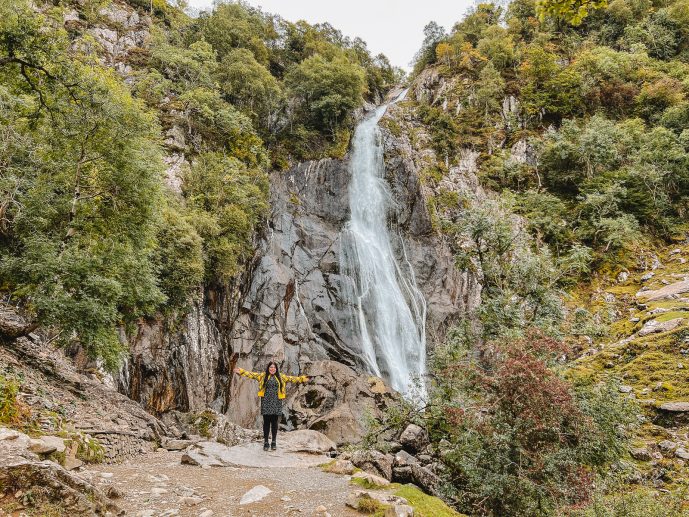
[261,376,282,416]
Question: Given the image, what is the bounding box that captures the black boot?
[263,441,269,451]
[271,441,276,451]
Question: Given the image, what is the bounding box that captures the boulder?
[399,424,427,453]
[351,449,394,480]
[394,450,419,467]
[385,505,414,517]
[392,465,413,483]
[163,439,195,451]
[637,280,689,301]
[0,428,117,514]
[629,447,652,461]
[637,318,685,337]
[346,490,409,510]
[29,436,66,455]
[280,429,336,454]
[656,402,689,425]
[410,464,441,495]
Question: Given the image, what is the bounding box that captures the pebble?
[179,496,203,505]
[281,495,292,501]
[315,505,327,513]
[100,472,114,479]
[198,510,213,517]
[151,487,169,497]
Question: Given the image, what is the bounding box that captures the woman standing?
[233,362,309,450]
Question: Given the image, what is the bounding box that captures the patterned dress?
[260,376,282,416]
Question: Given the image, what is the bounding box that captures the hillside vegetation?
[372,0,689,515]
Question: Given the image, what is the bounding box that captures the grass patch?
[350,476,397,490]
[394,485,465,517]
[355,494,389,514]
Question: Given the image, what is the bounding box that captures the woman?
[233,362,309,451]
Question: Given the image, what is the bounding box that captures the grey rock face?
[118,78,481,444]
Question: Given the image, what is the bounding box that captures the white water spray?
[340,91,427,400]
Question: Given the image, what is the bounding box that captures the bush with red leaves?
[427,329,634,516]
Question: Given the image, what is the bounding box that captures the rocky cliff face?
[118,98,482,443]
[66,1,482,444]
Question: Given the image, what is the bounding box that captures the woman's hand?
[233,367,241,374]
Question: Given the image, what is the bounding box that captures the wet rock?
[239,485,272,505]
[619,386,633,394]
[399,424,427,453]
[640,272,654,282]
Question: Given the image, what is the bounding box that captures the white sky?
[185,0,475,70]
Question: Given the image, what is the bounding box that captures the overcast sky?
[185,0,476,70]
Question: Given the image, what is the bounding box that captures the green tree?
[183,152,269,282]
[536,0,608,26]
[0,2,166,368]
[285,54,366,134]
[216,48,283,130]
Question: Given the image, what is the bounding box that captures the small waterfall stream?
[340,91,428,400]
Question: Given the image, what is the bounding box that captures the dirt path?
[85,447,363,517]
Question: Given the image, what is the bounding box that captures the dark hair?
[264,361,284,391]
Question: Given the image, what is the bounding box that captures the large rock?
[286,361,396,445]
[637,318,685,337]
[280,429,337,454]
[410,463,441,495]
[637,279,689,301]
[351,449,394,480]
[0,427,118,515]
[117,73,482,440]
[181,435,332,468]
[399,424,427,453]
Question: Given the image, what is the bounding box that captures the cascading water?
[340,91,428,400]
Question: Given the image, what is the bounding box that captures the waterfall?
[340,91,428,400]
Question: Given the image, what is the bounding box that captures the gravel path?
[86,448,362,517]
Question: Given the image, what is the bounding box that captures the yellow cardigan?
[236,368,309,399]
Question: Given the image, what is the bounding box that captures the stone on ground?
[239,484,272,504]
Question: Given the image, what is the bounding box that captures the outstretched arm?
[234,367,263,382]
[281,373,309,384]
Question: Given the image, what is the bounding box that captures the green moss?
[356,495,388,514]
[394,485,465,517]
[350,477,399,490]
[385,117,404,138]
[189,410,218,438]
[436,189,460,211]
[327,128,351,159]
